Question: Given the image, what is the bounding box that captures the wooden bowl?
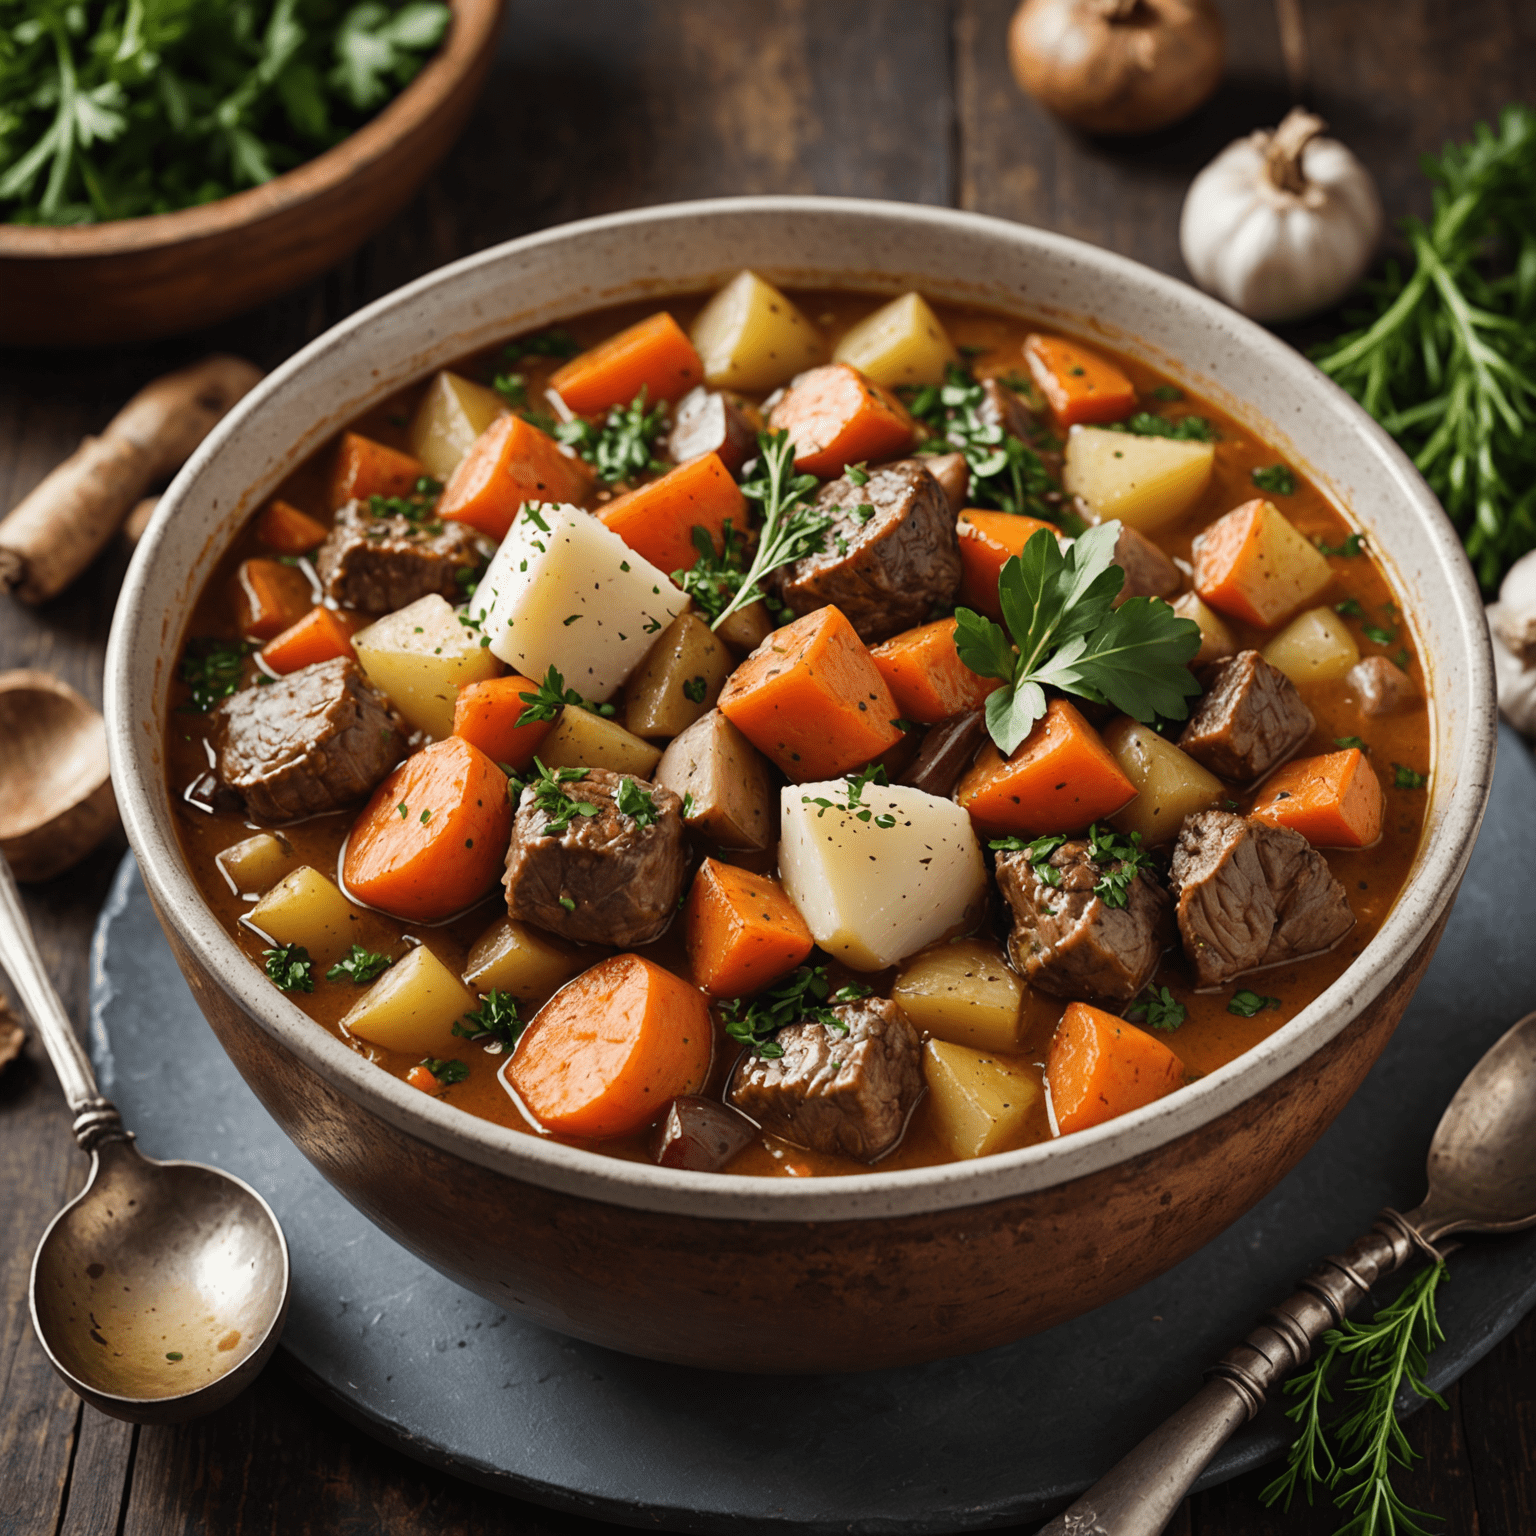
[0,0,504,348]
[105,201,1497,1372]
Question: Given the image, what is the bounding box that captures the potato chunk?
[1171,591,1237,665]
[216,832,297,898]
[408,370,508,482]
[690,270,829,393]
[832,292,959,388]
[624,613,734,740]
[1102,718,1225,845]
[538,706,662,777]
[247,865,364,966]
[653,709,776,850]
[924,1038,1041,1160]
[463,917,584,1005]
[1063,426,1215,532]
[1193,499,1333,628]
[341,945,478,1055]
[893,939,1024,1052]
[1262,606,1361,685]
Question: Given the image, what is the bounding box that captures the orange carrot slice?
[451,674,559,770]
[869,617,1002,724]
[599,452,746,576]
[234,558,314,641]
[686,859,814,998]
[1191,498,1333,627]
[765,362,915,477]
[438,413,595,541]
[256,499,329,555]
[330,432,426,509]
[1047,1001,1185,1136]
[550,313,704,414]
[406,1065,439,1093]
[260,605,364,674]
[1249,748,1384,848]
[956,510,1062,620]
[1023,335,1137,428]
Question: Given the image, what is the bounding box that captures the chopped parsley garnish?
[454,565,481,597]
[1336,597,1365,618]
[491,371,527,406]
[263,943,314,993]
[1149,384,1184,402]
[558,895,576,912]
[1316,532,1366,558]
[1251,464,1298,496]
[721,966,872,1058]
[845,461,870,486]
[1084,825,1155,908]
[682,675,708,704]
[453,990,524,1048]
[1104,412,1217,443]
[556,387,669,485]
[1362,622,1397,646]
[1126,985,1188,1031]
[326,946,393,984]
[419,808,433,824]
[500,329,579,364]
[989,831,1068,888]
[367,475,443,524]
[1334,736,1367,751]
[615,776,661,828]
[420,1057,469,1085]
[1228,989,1281,1018]
[681,791,696,818]
[528,759,600,834]
[178,638,256,713]
[801,764,896,827]
[515,665,616,725]
[1393,764,1429,789]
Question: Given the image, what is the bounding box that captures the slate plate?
[90,725,1536,1533]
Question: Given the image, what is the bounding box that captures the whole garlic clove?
[1491,614,1536,739]
[1491,549,1536,665]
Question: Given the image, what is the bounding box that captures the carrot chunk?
[1249,748,1384,848]
[686,859,814,998]
[717,605,904,782]
[330,431,426,509]
[342,737,513,922]
[956,698,1136,837]
[869,617,1002,724]
[550,313,704,414]
[765,362,915,477]
[506,953,714,1139]
[438,413,595,541]
[406,1065,439,1093]
[956,510,1062,620]
[451,674,559,769]
[599,452,746,576]
[260,605,364,674]
[1023,334,1137,428]
[1047,1001,1185,1136]
[1192,498,1333,628]
[256,499,329,555]
[234,558,313,641]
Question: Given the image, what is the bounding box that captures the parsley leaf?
[419,1056,469,1085]
[263,942,314,993]
[800,764,896,827]
[1251,464,1298,495]
[500,330,579,364]
[682,675,708,704]
[453,990,524,1048]
[515,664,616,725]
[331,3,451,111]
[326,946,393,984]
[556,388,669,485]
[178,637,256,713]
[1336,597,1365,618]
[720,966,872,1058]
[673,520,750,623]
[1104,412,1217,442]
[1084,825,1155,908]
[1316,532,1366,558]
[1335,735,1367,750]
[527,758,600,834]
[367,475,443,523]
[989,831,1068,887]
[1393,764,1429,789]
[1126,985,1188,1031]
[615,776,661,828]
[1228,989,1281,1017]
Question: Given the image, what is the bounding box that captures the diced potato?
[341,944,478,1056]
[924,1037,1041,1160]
[893,938,1024,1052]
[408,370,508,482]
[463,917,585,1005]
[1172,591,1237,665]
[1263,606,1361,685]
[624,613,734,740]
[1063,425,1215,532]
[1193,499,1333,628]
[690,270,829,393]
[779,782,987,971]
[538,706,663,777]
[716,599,773,656]
[353,594,505,739]
[469,503,688,702]
[216,832,297,898]
[247,865,364,966]
[654,709,777,850]
[832,292,959,389]
[1102,718,1225,844]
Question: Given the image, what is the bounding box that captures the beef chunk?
[899,708,987,799]
[213,657,406,822]
[651,1096,758,1171]
[1169,810,1355,987]
[316,500,487,614]
[770,459,962,642]
[504,767,687,946]
[1113,524,1181,605]
[1179,650,1314,782]
[977,378,1040,442]
[667,386,762,473]
[729,998,923,1161]
[924,450,969,512]
[1346,655,1419,717]
[995,839,1172,1004]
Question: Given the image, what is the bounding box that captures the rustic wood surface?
[1,1,1532,1531]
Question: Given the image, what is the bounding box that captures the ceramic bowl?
[105,199,1496,1373]
[0,0,504,348]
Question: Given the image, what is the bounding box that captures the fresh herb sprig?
[326,946,392,984]
[263,942,313,993]
[1252,464,1299,496]
[800,764,896,828]
[673,521,750,624]
[556,388,669,485]
[179,637,256,713]
[453,989,524,1049]
[990,824,1153,908]
[615,776,660,828]
[1104,411,1218,442]
[1126,985,1187,1031]
[954,522,1203,754]
[492,328,579,401]
[367,475,442,524]
[515,664,617,725]
[526,759,599,835]
[1229,989,1282,1017]
[420,1056,469,1085]
[721,965,873,1059]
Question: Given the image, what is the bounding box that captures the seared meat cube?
[316,500,487,614]
[898,709,987,799]
[770,459,962,642]
[1179,650,1314,782]
[504,767,687,946]
[651,1096,758,1171]
[667,386,762,473]
[924,450,969,513]
[977,377,1041,442]
[1113,524,1181,605]
[1346,655,1418,717]
[995,838,1172,1004]
[1169,810,1355,987]
[213,657,406,822]
[729,998,923,1161]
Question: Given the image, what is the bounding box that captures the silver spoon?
[1,853,289,1423]
[1041,1008,1536,1536]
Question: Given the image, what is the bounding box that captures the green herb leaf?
[556,387,669,485]
[500,329,579,364]
[263,942,314,993]
[1336,597,1366,618]
[1392,764,1429,789]
[453,989,524,1047]
[615,775,661,828]
[515,664,616,726]
[673,520,750,624]
[1251,464,1298,495]
[1104,412,1217,442]
[682,675,707,704]
[1125,985,1187,1031]
[326,946,393,984]
[420,1056,469,1085]
[1316,532,1367,558]
[720,965,866,1058]
[1228,989,1281,1017]
[1335,736,1367,751]
[528,758,600,834]
[1083,824,1155,908]
[178,638,256,713]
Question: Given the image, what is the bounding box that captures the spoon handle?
[1037,1210,1425,1536]
[0,853,125,1147]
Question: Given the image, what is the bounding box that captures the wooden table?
[3,3,1533,1531]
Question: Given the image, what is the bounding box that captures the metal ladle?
[1,855,289,1423]
[1041,1008,1536,1536]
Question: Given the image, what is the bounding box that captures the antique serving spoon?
[1040,1008,1536,1536]
[0,854,290,1423]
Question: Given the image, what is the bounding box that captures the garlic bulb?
[1490,549,1536,738]
[1180,108,1383,322]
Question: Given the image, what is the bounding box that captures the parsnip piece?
[1102,717,1225,844]
[625,612,734,740]
[778,781,987,971]
[832,292,959,388]
[216,831,297,898]
[1172,591,1238,665]
[463,917,584,1005]
[716,599,774,656]
[654,709,776,850]
[1063,426,1215,532]
[353,594,504,739]
[408,370,508,481]
[893,939,1024,1052]
[341,945,478,1055]
[247,865,364,966]
[469,503,688,701]
[538,707,663,777]
[690,271,829,393]
[924,1037,1041,1160]
[1263,606,1361,685]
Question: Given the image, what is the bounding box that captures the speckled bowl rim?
[106,196,1497,1223]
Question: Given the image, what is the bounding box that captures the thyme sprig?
[515,664,617,725]
[673,521,750,624]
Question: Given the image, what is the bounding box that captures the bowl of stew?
[106,198,1495,1373]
